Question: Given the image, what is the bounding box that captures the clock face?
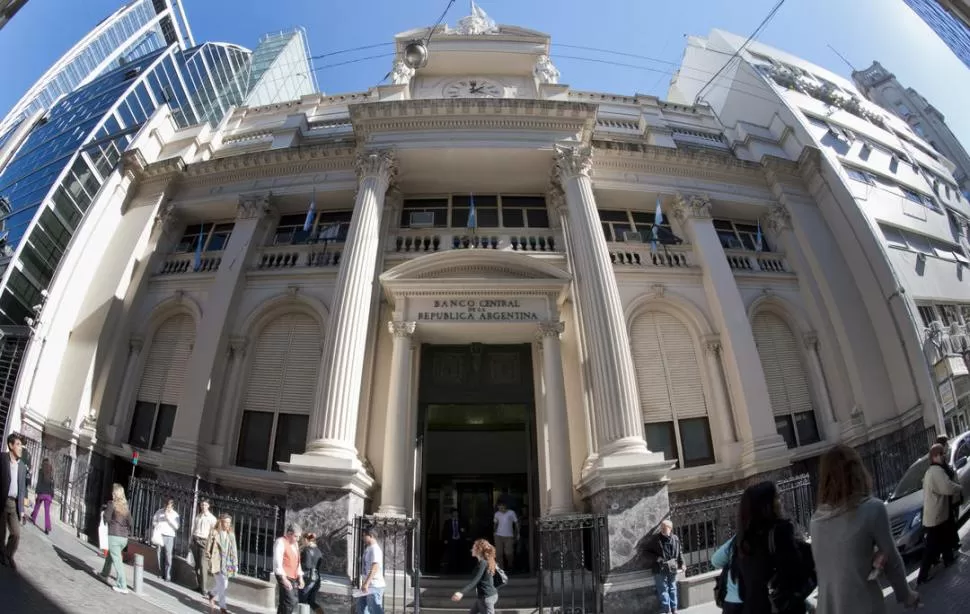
[443,79,503,99]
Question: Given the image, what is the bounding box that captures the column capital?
[764,203,793,232]
[803,332,819,352]
[703,334,722,356]
[553,144,593,178]
[355,149,398,184]
[388,321,416,338]
[536,321,565,340]
[153,201,180,235]
[671,193,712,221]
[129,336,144,354]
[237,192,275,220]
[229,335,248,355]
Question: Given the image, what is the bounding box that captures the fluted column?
[105,337,143,442]
[803,333,838,430]
[672,194,788,467]
[537,321,575,515]
[378,321,416,516]
[213,337,248,448]
[305,150,397,467]
[703,336,738,443]
[554,146,668,490]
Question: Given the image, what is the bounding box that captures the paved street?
[0,516,272,614]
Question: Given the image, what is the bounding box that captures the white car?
[884,430,970,556]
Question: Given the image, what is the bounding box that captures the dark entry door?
[458,482,494,542]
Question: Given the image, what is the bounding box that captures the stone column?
[671,193,788,470]
[703,335,738,443]
[803,332,838,431]
[378,321,416,517]
[104,337,143,443]
[536,321,574,516]
[212,337,247,448]
[553,146,666,475]
[164,193,275,473]
[289,149,396,492]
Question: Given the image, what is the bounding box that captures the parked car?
[885,430,970,556]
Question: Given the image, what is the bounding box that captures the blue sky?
[1,0,968,149]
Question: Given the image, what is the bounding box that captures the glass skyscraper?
[905,0,970,69]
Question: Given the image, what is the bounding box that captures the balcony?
[388,229,564,257]
[608,243,694,268]
[157,252,221,275]
[252,243,343,271]
[723,249,790,274]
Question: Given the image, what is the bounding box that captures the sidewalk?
[0,515,274,614]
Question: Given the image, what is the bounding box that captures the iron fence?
[352,515,420,614]
[856,425,937,500]
[671,474,813,577]
[536,513,607,614]
[127,476,283,580]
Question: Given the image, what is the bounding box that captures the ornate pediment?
[382,250,571,283]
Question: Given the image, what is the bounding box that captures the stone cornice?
[349,98,598,143]
[180,144,357,188]
[590,140,768,187]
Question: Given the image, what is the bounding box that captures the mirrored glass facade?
[243,29,318,107]
[905,0,970,69]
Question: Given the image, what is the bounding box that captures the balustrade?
[157,252,221,275]
[253,244,342,270]
[608,243,693,268]
[723,249,790,274]
[390,230,561,254]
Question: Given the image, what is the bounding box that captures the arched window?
[129,313,195,451]
[752,312,820,448]
[235,313,321,472]
[631,311,715,468]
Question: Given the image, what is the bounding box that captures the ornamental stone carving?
[546,179,566,211]
[129,337,144,354]
[388,321,416,338]
[535,321,565,340]
[229,336,248,358]
[765,203,793,232]
[534,55,560,85]
[671,193,712,221]
[389,59,415,85]
[704,335,722,356]
[355,149,398,183]
[554,144,593,178]
[455,2,498,35]
[803,332,819,352]
[237,193,273,219]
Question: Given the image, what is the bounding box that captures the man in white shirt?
[358,526,386,614]
[493,502,518,570]
[191,498,218,596]
[273,523,304,614]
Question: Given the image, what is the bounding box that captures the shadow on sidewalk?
[141,577,210,612]
[0,564,74,614]
[52,544,108,582]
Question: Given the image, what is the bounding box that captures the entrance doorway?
[416,344,538,576]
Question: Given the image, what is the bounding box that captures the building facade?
[852,60,970,195]
[904,0,970,69]
[9,10,963,612]
[0,0,28,30]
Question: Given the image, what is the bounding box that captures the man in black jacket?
[441,508,468,573]
[0,433,29,569]
[645,519,685,614]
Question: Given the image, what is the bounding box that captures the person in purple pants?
[30,458,54,534]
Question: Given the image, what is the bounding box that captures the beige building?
[9,11,955,612]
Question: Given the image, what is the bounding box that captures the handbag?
[150,525,165,547]
[767,525,816,613]
[493,567,508,588]
[714,537,735,607]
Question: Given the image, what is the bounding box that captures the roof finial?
[456,1,498,35]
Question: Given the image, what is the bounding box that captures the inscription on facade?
[414,298,545,322]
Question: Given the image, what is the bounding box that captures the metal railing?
[351,515,420,613]
[128,476,282,580]
[536,513,607,614]
[856,424,937,500]
[671,474,814,577]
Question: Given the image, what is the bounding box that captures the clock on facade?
[443,79,503,98]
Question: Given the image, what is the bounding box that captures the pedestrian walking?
[451,538,503,614]
[734,481,815,614]
[645,519,684,614]
[492,502,518,571]
[934,434,963,556]
[916,443,963,585]
[299,532,325,614]
[30,458,54,534]
[357,525,386,614]
[192,498,218,597]
[273,523,304,614]
[810,444,920,613]
[151,498,180,581]
[206,513,238,614]
[99,483,132,593]
[0,433,29,569]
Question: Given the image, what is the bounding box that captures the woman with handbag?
[451,538,505,614]
[298,532,325,614]
[151,499,180,581]
[645,520,684,614]
[206,513,239,614]
[734,481,814,614]
[99,484,132,593]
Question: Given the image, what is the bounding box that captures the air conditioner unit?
[409,211,435,228]
[622,230,644,243]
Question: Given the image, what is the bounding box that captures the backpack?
[766,525,816,614]
[713,538,735,607]
[493,567,508,588]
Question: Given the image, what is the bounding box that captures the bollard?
[296,605,311,614]
[133,553,144,595]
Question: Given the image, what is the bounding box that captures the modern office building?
[11,6,961,610]
[904,0,970,69]
[0,9,317,434]
[0,0,28,30]
[853,60,970,194]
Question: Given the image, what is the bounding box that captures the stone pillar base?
[284,484,367,579]
[602,573,660,614]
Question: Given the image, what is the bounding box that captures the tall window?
[398,194,550,229]
[714,219,768,252]
[599,209,673,243]
[235,313,321,472]
[631,311,715,468]
[273,210,352,245]
[129,314,195,451]
[751,312,820,448]
[175,222,234,253]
